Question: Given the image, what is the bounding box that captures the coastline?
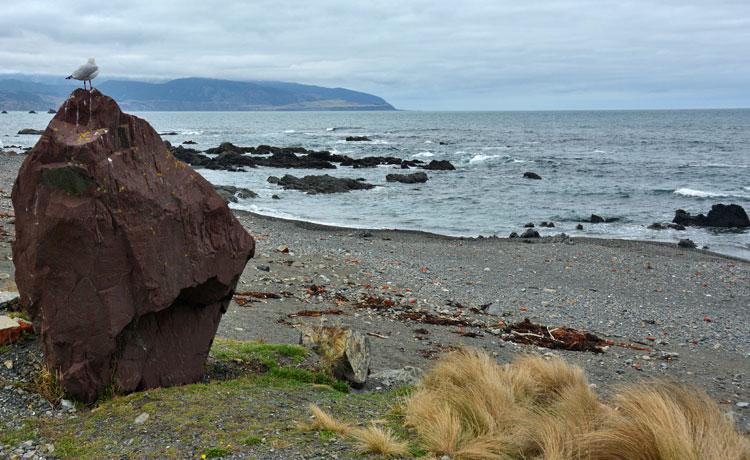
[234,207,750,263]
[1,153,749,435]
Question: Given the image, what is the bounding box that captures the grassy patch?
[23,340,396,458]
[210,338,307,369]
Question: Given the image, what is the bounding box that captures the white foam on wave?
[469,154,500,164]
[413,151,434,158]
[424,140,433,144]
[182,130,202,135]
[284,129,296,133]
[673,188,750,199]
[326,127,335,131]
[593,149,607,154]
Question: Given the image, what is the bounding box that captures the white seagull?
[66,58,99,90]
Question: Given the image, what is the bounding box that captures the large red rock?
[12,89,254,402]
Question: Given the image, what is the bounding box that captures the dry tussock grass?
[404,348,750,460]
[351,424,410,457]
[307,404,352,435]
[304,349,750,459]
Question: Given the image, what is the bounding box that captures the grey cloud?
[0,0,748,109]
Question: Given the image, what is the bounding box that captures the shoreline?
[234,207,750,263]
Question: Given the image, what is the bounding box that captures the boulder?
[28,110,36,114]
[213,185,258,203]
[524,222,535,228]
[678,238,697,249]
[12,89,255,403]
[182,140,197,145]
[268,174,375,194]
[576,224,584,230]
[345,136,371,142]
[369,366,424,388]
[422,160,456,171]
[47,109,56,114]
[0,316,33,346]
[523,171,542,180]
[385,172,428,184]
[1,110,7,114]
[673,204,749,228]
[520,228,540,238]
[299,326,370,387]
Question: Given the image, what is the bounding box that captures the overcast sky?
[1,0,749,110]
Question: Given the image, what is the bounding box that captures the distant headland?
[0,76,396,111]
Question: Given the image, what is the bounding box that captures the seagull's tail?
[65,75,72,79]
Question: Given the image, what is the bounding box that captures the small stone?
[3,360,12,369]
[256,265,271,272]
[736,402,749,409]
[60,399,74,411]
[134,412,150,424]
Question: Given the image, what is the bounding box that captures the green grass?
[6,311,30,322]
[5,339,405,458]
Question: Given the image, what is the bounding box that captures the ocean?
[2,109,749,259]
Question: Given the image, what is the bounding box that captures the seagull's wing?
[71,62,98,80]
[88,70,99,80]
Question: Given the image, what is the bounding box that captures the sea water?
[2,109,749,259]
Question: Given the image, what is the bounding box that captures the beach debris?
[11,89,254,403]
[233,291,284,306]
[357,295,396,310]
[306,284,327,296]
[396,311,472,327]
[276,245,290,253]
[288,309,346,318]
[503,318,609,353]
[299,325,371,387]
[366,332,389,339]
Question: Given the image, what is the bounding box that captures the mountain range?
[0,76,395,111]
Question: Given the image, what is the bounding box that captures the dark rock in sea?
[422,160,456,171]
[28,110,36,114]
[272,194,280,200]
[588,214,619,224]
[540,222,555,228]
[182,140,197,145]
[520,228,540,238]
[673,204,749,228]
[439,141,448,145]
[648,223,666,230]
[576,224,584,230]
[678,238,697,249]
[509,232,519,238]
[17,128,44,135]
[669,223,686,231]
[1,110,7,114]
[159,131,179,136]
[268,174,376,194]
[172,145,211,167]
[386,172,428,184]
[523,171,542,180]
[524,222,535,228]
[345,136,371,142]
[11,89,255,403]
[213,185,258,203]
[254,151,336,169]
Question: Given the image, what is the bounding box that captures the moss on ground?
[4,339,412,459]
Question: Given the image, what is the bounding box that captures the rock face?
[673,204,750,228]
[268,174,375,194]
[385,172,428,184]
[12,89,255,403]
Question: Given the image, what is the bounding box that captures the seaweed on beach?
[288,309,346,318]
[504,318,609,353]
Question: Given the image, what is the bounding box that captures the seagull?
[66,58,99,90]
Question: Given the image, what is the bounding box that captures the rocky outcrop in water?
[587,214,620,224]
[345,136,371,142]
[168,143,455,173]
[268,174,376,194]
[213,185,258,203]
[12,89,255,403]
[523,171,542,180]
[673,204,749,228]
[385,172,429,184]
